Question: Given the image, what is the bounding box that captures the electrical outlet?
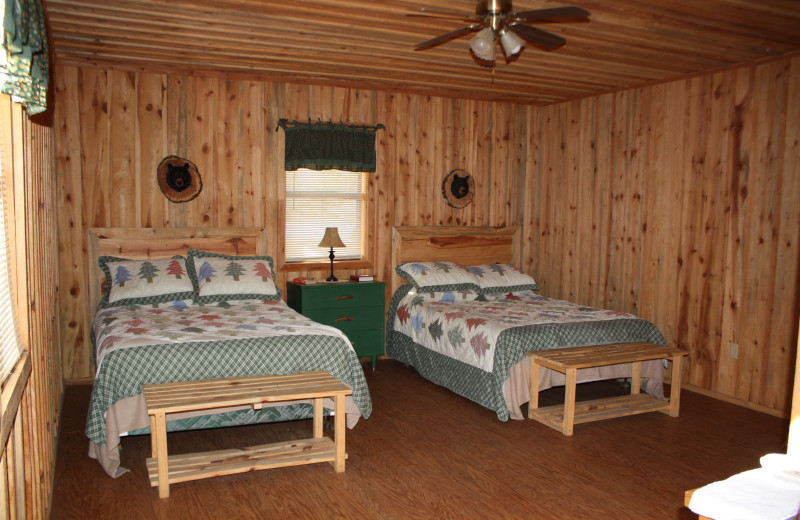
[730,342,739,359]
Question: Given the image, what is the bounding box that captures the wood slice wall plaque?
[442,169,475,208]
[157,156,202,202]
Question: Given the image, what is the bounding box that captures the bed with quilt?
[386,226,667,421]
[85,228,372,477]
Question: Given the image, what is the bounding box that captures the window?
[284,169,364,263]
[0,98,22,384]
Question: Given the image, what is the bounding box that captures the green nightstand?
[286,280,386,370]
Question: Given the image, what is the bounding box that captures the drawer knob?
[336,295,354,300]
[336,317,354,322]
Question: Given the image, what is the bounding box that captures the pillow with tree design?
[186,249,280,304]
[395,261,479,293]
[466,263,540,296]
[98,256,195,307]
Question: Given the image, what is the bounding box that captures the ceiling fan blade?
[406,8,482,22]
[414,24,483,51]
[508,24,566,50]
[512,6,590,23]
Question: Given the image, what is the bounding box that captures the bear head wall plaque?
[441,169,475,208]
[157,156,202,203]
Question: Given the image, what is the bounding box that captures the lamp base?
[327,247,337,282]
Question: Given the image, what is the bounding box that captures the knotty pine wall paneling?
[55,56,798,415]
[2,96,62,519]
[54,66,528,380]
[523,56,800,415]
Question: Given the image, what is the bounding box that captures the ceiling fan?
[409,1,590,67]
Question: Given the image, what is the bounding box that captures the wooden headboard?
[87,227,266,313]
[390,226,521,295]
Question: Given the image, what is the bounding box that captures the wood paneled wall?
[54,66,529,381]
[523,56,800,415]
[1,97,62,518]
[54,56,799,415]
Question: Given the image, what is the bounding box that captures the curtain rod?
[276,118,386,132]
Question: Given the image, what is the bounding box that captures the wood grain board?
[43,0,800,106]
[54,55,800,417]
[142,371,351,414]
[144,371,351,498]
[523,57,800,416]
[528,343,688,371]
[390,226,520,296]
[528,342,687,435]
[1,96,62,520]
[145,438,343,486]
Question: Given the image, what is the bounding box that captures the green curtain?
[277,119,385,172]
[1,0,48,115]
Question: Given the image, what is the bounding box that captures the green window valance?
[1,0,48,115]
[277,119,385,172]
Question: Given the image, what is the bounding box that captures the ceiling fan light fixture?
[499,28,525,57]
[469,27,496,62]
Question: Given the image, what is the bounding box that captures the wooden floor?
[51,359,788,519]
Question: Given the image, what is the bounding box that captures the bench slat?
[530,393,670,428]
[146,438,345,486]
[144,371,352,498]
[527,342,688,435]
[528,342,687,371]
[144,371,352,414]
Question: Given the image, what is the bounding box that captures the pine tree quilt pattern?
[393,292,639,372]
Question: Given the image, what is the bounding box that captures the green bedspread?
[87,300,372,448]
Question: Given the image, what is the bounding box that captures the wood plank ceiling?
[44,0,800,105]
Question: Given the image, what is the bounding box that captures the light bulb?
[469,27,496,62]
[500,29,525,57]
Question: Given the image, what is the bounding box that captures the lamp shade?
[318,227,345,248]
[469,27,496,62]
[500,29,525,57]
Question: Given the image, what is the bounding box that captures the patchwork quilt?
[387,286,667,420]
[393,290,641,372]
[87,299,372,449]
[95,299,345,372]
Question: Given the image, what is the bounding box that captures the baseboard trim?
[682,383,788,419]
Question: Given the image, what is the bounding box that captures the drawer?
[295,283,384,311]
[346,329,384,358]
[304,305,384,333]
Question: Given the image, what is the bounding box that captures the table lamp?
[318,227,345,281]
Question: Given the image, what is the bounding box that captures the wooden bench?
[143,371,352,498]
[527,342,688,435]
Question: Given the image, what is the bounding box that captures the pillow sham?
[99,256,195,307]
[395,261,479,292]
[408,289,481,303]
[480,289,541,302]
[466,263,540,295]
[186,249,281,304]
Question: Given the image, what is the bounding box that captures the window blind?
[285,169,363,263]
[0,99,22,384]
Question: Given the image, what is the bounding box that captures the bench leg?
[150,415,157,458]
[631,360,642,394]
[313,397,323,438]
[333,394,346,473]
[154,412,170,498]
[563,368,577,436]
[528,358,541,419]
[668,355,683,417]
